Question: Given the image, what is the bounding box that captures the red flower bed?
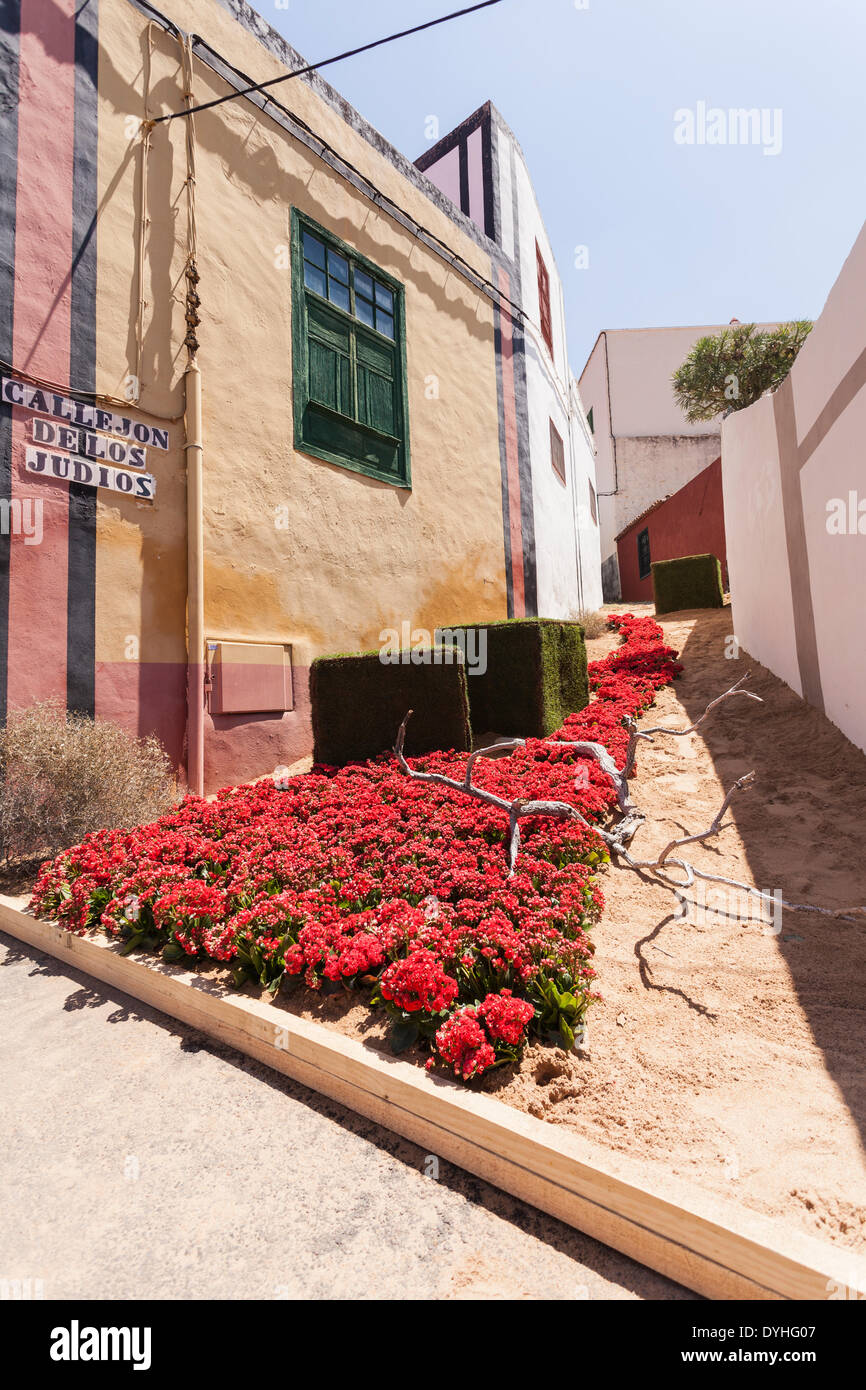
[31,614,681,1081]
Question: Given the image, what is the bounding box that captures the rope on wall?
[180,34,200,356]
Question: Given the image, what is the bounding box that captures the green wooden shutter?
[356,329,398,439]
[307,299,353,417]
[292,209,410,487]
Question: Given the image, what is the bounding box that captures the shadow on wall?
[601,554,620,603]
[671,610,866,1158]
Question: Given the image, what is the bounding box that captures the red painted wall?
[7,0,78,711]
[616,456,727,603]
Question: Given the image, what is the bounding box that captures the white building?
[418,103,603,617]
[579,326,734,600]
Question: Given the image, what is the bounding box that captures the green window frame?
[291,209,411,488]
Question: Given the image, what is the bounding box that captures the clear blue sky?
[266,0,866,372]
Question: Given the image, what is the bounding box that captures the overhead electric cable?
[152,0,503,124]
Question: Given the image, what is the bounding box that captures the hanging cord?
[180,34,201,354]
[133,22,159,400]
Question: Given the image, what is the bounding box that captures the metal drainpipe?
[180,33,204,797]
[184,355,204,796]
[595,329,619,498]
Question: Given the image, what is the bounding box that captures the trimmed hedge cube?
[310,647,471,766]
[651,554,724,615]
[444,619,588,738]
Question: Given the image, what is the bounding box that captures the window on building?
[588,478,597,525]
[549,418,566,482]
[637,527,651,579]
[536,241,553,357]
[292,210,410,487]
[586,406,594,434]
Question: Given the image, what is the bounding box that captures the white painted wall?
[578,326,740,598]
[604,327,731,437]
[500,122,602,617]
[721,220,866,753]
[569,377,603,614]
[722,398,802,696]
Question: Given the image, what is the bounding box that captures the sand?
[281,605,866,1252]
[489,606,866,1251]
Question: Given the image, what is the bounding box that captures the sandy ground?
[0,933,693,1301]
[493,606,866,1251]
[277,605,866,1254]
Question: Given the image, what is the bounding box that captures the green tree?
[672,321,812,423]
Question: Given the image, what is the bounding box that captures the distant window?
[637,527,651,579]
[588,479,597,525]
[536,241,553,356]
[549,418,566,481]
[586,406,594,434]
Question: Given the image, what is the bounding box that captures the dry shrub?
[576,609,610,640]
[0,702,178,864]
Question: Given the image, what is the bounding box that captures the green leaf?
[119,932,144,956]
[162,942,185,962]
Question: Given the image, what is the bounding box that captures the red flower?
[28,612,681,1083]
[434,1009,496,1080]
[380,949,458,1015]
[478,989,535,1045]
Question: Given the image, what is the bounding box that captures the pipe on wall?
[595,329,619,499]
[184,355,204,796]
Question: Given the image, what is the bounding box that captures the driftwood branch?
[641,671,762,737]
[393,662,866,924]
[395,713,585,877]
[654,771,755,866]
[550,734,646,814]
[464,737,525,788]
[655,859,866,926]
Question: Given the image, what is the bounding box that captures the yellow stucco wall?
[93,0,508,785]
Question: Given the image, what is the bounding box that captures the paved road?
[0,932,695,1301]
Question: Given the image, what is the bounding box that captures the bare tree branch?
[654,771,755,865]
[464,737,525,788]
[655,859,866,927]
[621,717,654,783]
[549,734,647,814]
[394,713,588,876]
[641,671,763,737]
[392,663,866,924]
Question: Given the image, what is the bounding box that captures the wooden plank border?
[2,894,864,1302]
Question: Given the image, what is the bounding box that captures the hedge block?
[445,619,588,738]
[310,647,472,766]
[651,554,724,615]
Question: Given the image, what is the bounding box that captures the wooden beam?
[2,894,864,1302]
